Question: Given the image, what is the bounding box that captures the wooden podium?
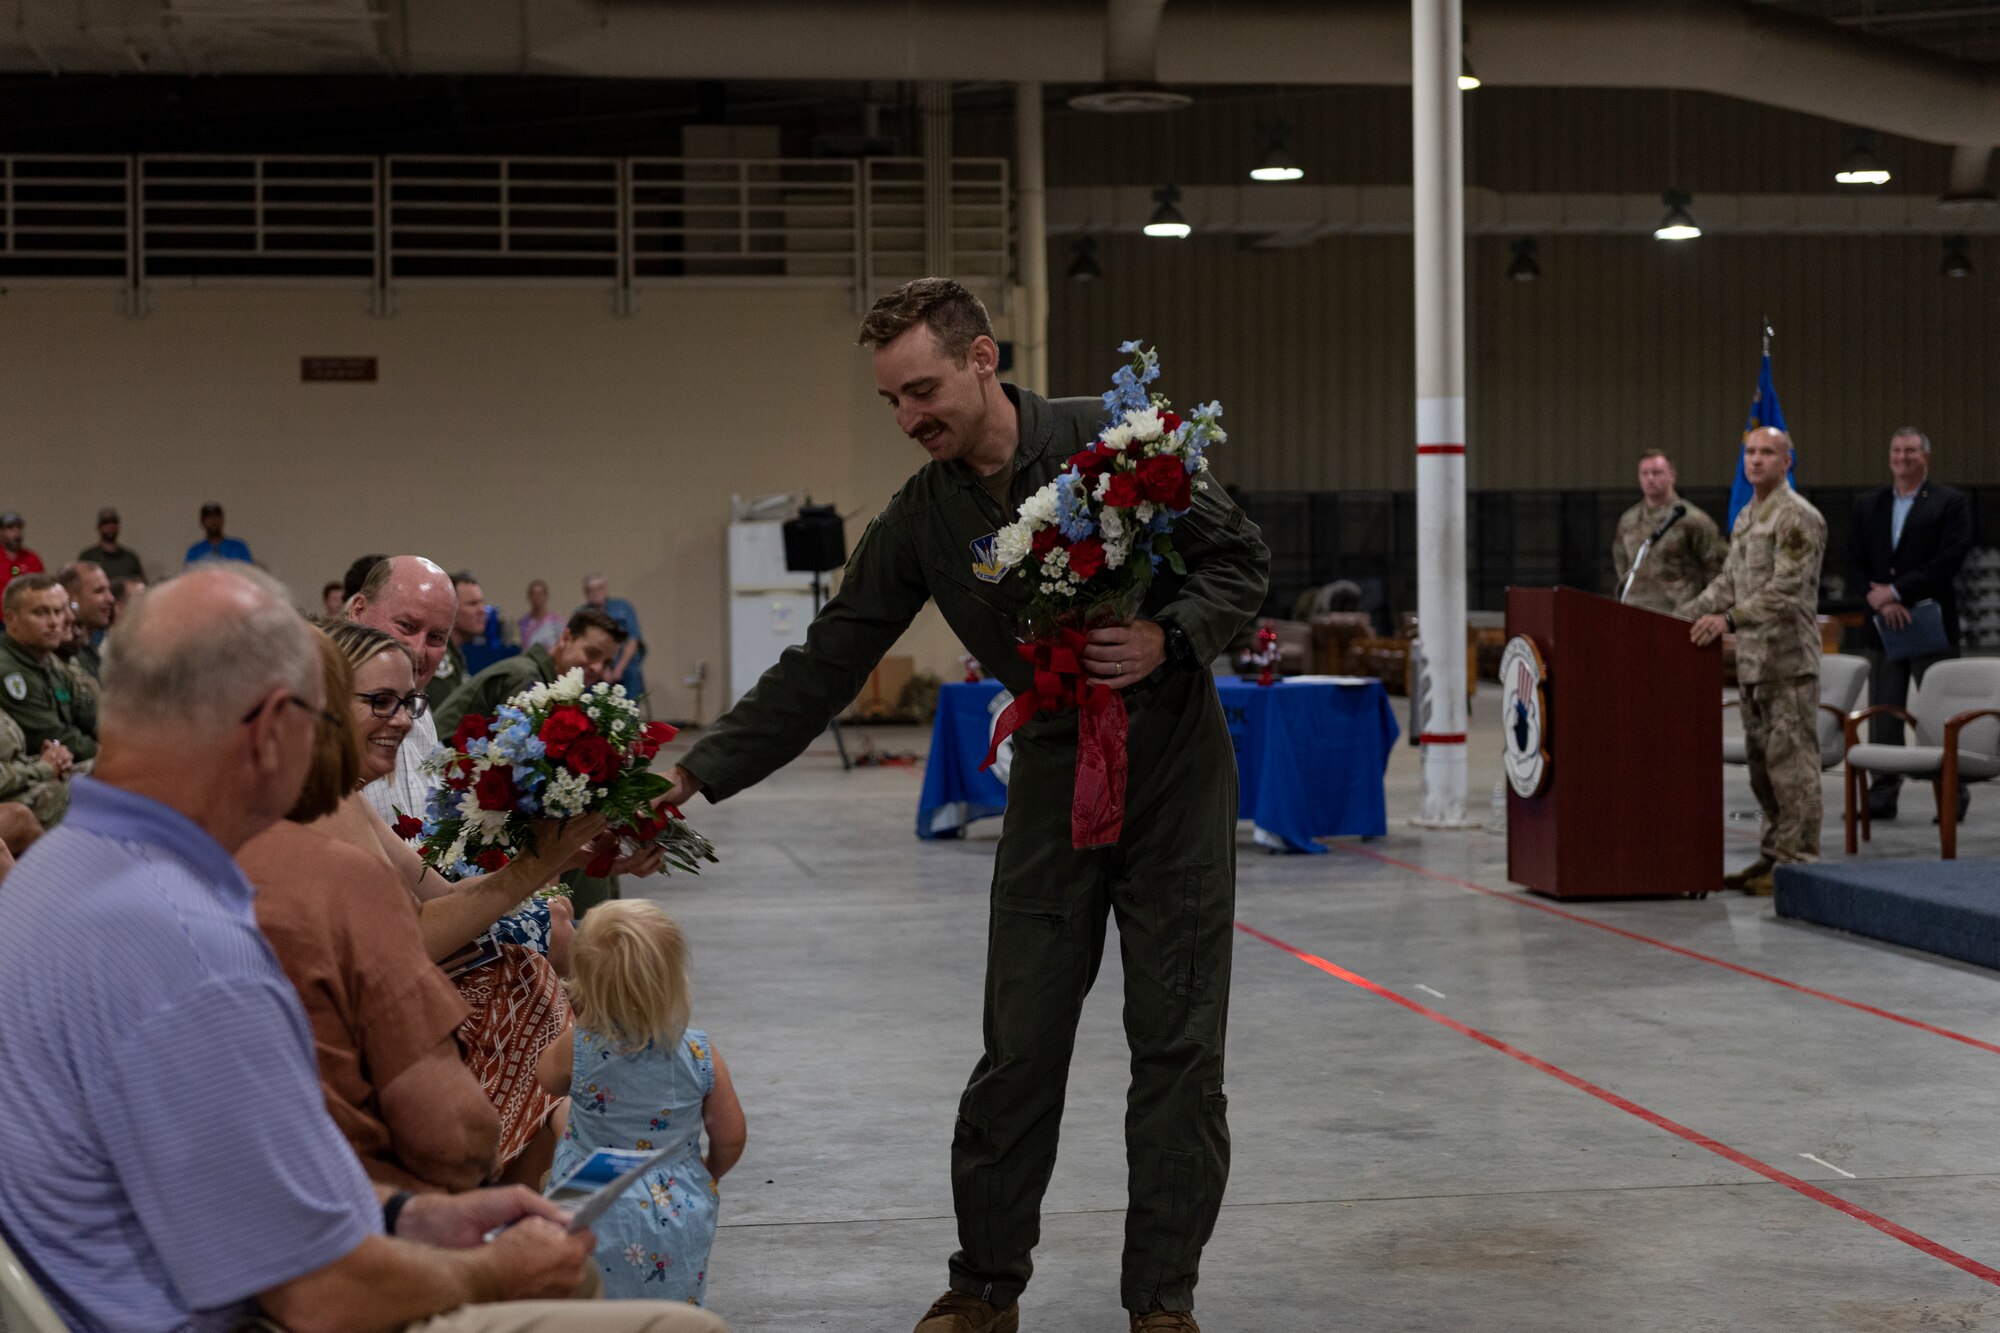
[1505,587,1721,899]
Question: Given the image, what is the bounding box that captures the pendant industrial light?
[1458,24,1480,90]
[1507,238,1540,281]
[1943,234,1974,279]
[1835,130,1891,185]
[1249,123,1304,182]
[1143,185,1191,238]
[1654,189,1701,241]
[1653,95,1699,241]
[1067,236,1104,281]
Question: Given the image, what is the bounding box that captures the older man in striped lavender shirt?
[0,565,725,1333]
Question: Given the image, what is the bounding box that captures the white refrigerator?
[726,519,817,709]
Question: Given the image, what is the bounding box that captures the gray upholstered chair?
[0,1227,67,1333]
[1723,653,1870,771]
[1843,657,2000,859]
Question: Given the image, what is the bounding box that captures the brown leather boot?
[1130,1313,1202,1332]
[914,1290,1020,1333]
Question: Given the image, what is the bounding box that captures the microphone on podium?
[1647,502,1689,544]
[1619,503,1689,605]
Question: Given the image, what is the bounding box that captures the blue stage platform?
[1775,859,2000,971]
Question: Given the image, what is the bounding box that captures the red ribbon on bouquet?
[980,628,1129,850]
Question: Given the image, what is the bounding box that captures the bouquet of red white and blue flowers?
[992,340,1225,631]
[981,341,1226,849]
[412,669,716,883]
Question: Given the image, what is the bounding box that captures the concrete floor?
[637,685,2000,1332]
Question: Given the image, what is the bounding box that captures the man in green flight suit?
[0,574,98,765]
[662,280,1269,1333]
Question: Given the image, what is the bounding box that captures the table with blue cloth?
[917,676,1399,852]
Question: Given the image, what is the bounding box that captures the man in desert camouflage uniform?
[0,708,71,836]
[1680,427,1827,896]
[1613,450,1725,614]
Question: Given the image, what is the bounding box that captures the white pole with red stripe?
[1412,0,1474,827]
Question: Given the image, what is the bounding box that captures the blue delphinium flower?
[1054,474,1096,542]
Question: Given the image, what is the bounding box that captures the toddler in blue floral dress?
[537,901,746,1304]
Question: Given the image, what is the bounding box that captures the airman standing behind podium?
[1612,450,1725,614]
[1679,427,1826,895]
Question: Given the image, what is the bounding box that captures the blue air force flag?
[1727,352,1793,530]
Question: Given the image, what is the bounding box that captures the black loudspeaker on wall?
[783,504,848,574]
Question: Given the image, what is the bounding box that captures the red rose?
[1103,471,1146,510]
[1073,447,1114,477]
[537,706,592,761]
[625,808,667,841]
[564,734,620,785]
[452,713,491,751]
[1067,536,1107,580]
[392,814,425,841]
[472,848,511,872]
[444,755,477,791]
[473,765,516,812]
[583,845,619,880]
[1030,527,1063,557]
[1137,455,1188,504]
[1161,411,1183,433]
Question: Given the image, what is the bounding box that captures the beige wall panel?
[1051,233,1997,494]
[0,285,972,721]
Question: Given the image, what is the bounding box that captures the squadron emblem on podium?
[1499,635,1550,799]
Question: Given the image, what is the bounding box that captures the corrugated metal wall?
[1048,231,1997,493]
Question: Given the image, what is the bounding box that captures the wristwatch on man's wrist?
[1723,611,1737,632]
[1159,618,1200,673]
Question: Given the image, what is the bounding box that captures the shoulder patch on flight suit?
[970,533,1007,584]
[3,673,24,702]
[435,656,455,680]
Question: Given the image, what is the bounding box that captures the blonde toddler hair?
[568,900,693,1053]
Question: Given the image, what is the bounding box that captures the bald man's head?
[1742,426,1793,490]
[101,565,318,736]
[346,555,455,688]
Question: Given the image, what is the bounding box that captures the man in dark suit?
[1848,427,1974,820]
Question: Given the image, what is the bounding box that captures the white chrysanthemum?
[1124,407,1163,441]
[1100,422,1136,452]
[1135,502,1156,526]
[549,668,586,703]
[517,682,551,713]
[1018,482,1061,528]
[995,520,1033,568]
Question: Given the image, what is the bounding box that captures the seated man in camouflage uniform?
[0,707,71,852]
[1613,449,1725,613]
[0,574,97,767]
[1680,428,1828,896]
[433,608,625,743]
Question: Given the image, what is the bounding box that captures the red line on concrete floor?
[1234,919,2000,1288]
[1334,843,2000,1058]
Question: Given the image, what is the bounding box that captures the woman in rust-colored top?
[241,627,500,1191]
[288,620,602,1187]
